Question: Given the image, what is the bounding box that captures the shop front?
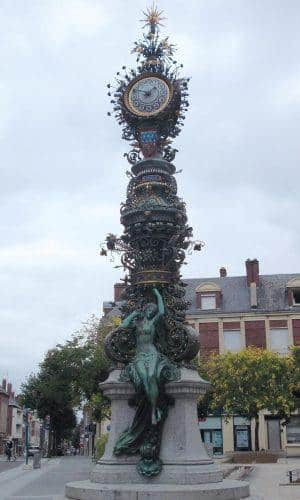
[198,416,223,455]
[286,415,300,456]
[233,417,251,451]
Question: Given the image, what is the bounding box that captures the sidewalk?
[225,459,300,500]
[0,458,62,500]
[0,456,23,462]
[0,456,91,500]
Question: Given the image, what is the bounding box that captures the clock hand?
[142,87,158,97]
[133,89,151,96]
[133,86,158,99]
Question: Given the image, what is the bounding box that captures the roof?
[104,273,300,318]
[185,273,300,315]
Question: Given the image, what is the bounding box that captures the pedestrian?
[5,439,13,462]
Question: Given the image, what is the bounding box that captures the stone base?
[90,460,222,484]
[65,479,251,500]
[65,369,251,499]
[90,369,222,486]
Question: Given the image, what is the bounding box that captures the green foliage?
[198,347,296,450]
[199,347,295,418]
[95,433,109,461]
[20,315,119,455]
[290,346,300,407]
[90,393,111,422]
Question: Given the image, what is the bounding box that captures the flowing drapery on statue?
[113,288,180,477]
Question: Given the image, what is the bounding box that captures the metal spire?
[140,4,166,34]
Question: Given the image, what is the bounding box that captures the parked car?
[56,445,64,456]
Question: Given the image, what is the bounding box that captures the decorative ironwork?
[106,4,190,160]
[101,6,202,478]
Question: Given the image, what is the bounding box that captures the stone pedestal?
[65,368,251,499]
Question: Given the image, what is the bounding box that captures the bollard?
[33,451,41,469]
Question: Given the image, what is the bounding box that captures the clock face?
[126,76,172,117]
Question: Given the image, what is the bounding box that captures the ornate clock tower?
[103,6,200,365]
[65,7,250,500]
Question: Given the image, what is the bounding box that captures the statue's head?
[144,303,157,319]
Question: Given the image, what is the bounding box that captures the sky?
[1,0,300,390]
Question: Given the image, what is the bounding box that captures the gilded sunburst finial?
[141,4,166,34]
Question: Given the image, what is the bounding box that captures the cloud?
[44,0,108,47]
[1,0,300,390]
[273,73,300,110]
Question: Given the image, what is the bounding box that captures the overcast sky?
[1,0,300,390]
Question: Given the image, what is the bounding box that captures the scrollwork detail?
[124,148,142,165]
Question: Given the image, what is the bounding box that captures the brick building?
[184,259,300,456]
[7,384,23,455]
[103,258,300,456]
[0,380,9,454]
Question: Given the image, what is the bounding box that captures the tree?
[71,424,81,451]
[290,346,300,409]
[73,315,118,406]
[21,343,80,456]
[20,315,118,455]
[198,347,295,451]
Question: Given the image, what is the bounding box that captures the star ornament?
[141,4,166,30]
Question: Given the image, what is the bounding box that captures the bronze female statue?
[114,287,180,476]
[120,287,166,425]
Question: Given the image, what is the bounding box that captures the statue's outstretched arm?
[121,310,139,328]
[152,287,164,322]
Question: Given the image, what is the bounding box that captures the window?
[287,416,300,443]
[224,330,242,352]
[293,290,300,305]
[196,282,221,309]
[286,278,300,306]
[201,294,216,310]
[233,417,251,451]
[200,429,223,455]
[198,417,223,455]
[269,328,289,354]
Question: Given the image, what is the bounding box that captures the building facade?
[0,380,9,454]
[184,258,300,456]
[104,258,300,456]
[7,384,23,455]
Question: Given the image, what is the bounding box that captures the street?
[245,459,300,500]
[0,460,22,474]
[0,456,91,500]
[1,455,300,499]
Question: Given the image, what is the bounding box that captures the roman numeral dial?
[125,76,172,117]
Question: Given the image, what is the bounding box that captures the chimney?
[7,383,12,395]
[114,283,126,302]
[2,379,6,391]
[246,259,259,308]
[219,267,227,278]
[246,259,259,286]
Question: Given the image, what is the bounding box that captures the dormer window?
[201,294,216,310]
[286,278,300,307]
[293,290,300,305]
[196,282,221,310]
